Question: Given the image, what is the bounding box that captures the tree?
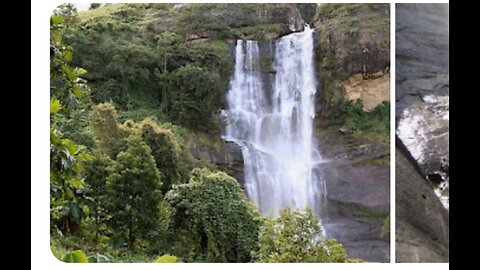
[50,13,92,236]
[89,103,128,157]
[135,118,187,194]
[252,208,356,262]
[107,135,163,250]
[53,4,78,26]
[161,65,223,133]
[84,151,114,243]
[165,168,260,262]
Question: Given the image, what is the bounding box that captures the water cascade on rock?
[222,25,325,216]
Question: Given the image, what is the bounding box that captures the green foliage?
[107,135,162,250]
[166,168,261,262]
[88,103,128,157]
[118,108,167,123]
[334,99,390,141]
[160,65,224,133]
[134,118,188,194]
[53,4,78,26]
[50,15,88,109]
[252,208,356,263]
[84,151,114,243]
[51,240,66,260]
[154,254,177,263]
[65,30,161,109]
[63,250,89,263]
[50,99,62,114]
[50,13,94,235]
[64,4,233,134]
[50,130,92,235]
[175,9,231,40]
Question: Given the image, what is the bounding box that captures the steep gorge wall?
[395,3,449,262]
[312,3,390,115]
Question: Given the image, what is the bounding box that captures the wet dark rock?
[315,131,390,262]
[396,149,449,262]
[395,3,449,262]
[396,3,449,180]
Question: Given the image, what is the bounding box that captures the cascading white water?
[223,25,325,216]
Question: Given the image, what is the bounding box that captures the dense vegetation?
[334,99,390,141]
[50,4,360,263]
[252,208,359,263]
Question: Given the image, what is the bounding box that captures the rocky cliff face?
[223,3,305,36]
[179,3,305,42]
[315,130,390,262]
[396,149,449,262]
[395,3,449,262]
[313,3,390,114]
[343,72,390,111]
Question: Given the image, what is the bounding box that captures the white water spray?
[223,26,326,216]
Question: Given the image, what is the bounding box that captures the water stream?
[222,26,326,216]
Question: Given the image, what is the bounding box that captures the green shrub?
[160,65,224,134]
[334,99,390,141]
[252,208,358,262]
[166,168,261,262]
[88,103,128,157]
[135,118,188,194]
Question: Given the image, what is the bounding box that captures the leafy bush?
[134,118,188,194]
[334,99,390,141]
[252,208,357,263]
[166,168,261,262]
[88,103,128,157]
[160,65,224,133]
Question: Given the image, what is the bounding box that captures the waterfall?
[223,25,325,216]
